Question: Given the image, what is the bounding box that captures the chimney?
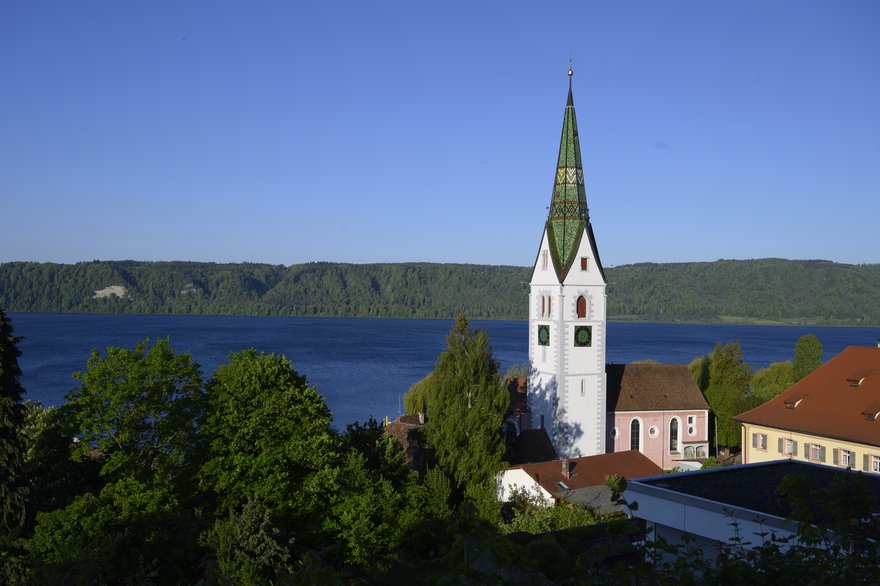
[562,458,570,479]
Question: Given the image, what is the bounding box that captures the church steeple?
[528,66,608,458]
[545,67,602,282]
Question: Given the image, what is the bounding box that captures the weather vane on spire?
[568,55,573,77]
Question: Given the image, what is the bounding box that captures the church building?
[526,69,710,466]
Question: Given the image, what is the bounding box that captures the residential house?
[498,450,661,513]
[735,345,880,473]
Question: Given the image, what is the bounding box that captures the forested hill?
[0,259,878,325]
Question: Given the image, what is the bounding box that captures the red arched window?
[576,295,587,318]
[541,296,545,317]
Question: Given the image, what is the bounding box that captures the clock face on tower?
[574,325,592,347]
[538,325,550,346]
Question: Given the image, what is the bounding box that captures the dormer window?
[541,250,549,270]
[784,394,805,409]
[861,402,880,421]
[847,368,872,388]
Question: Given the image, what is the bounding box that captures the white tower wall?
[529,229,606,457]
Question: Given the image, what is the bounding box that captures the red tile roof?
[505,450,662,494]
[606,364,709,412]
[384,414,423,454]
[735,346,880,447]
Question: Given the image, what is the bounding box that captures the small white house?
[498,450,662,511]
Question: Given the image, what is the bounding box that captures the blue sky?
[2,1,878,267]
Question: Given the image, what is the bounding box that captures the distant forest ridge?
[1,259,878,326]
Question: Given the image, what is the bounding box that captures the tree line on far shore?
[1,258,879,325]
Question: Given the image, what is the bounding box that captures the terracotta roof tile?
[506,450,662,495]
[384,415,423,452]
[735,346,880,447]
[606,364,709,412]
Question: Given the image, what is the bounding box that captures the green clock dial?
[574,325,592,347]
[538,325,550,346]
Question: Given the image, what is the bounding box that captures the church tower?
[528,68,607,458]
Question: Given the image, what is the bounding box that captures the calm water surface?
[9,313,880,429]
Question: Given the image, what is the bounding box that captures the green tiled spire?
[546,68,591,281]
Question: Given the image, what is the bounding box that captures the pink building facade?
[608,409,710,471]
[605,364,710,470]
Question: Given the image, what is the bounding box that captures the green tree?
[0,310,26,529]
[419,316,509,493]
[320,419,416,571]
[501,487,606,535]
[323,450,404,570]
[200,350,339,568]
[21,403,100,529]
[792,333,823,382]
[395,467,454,559]
[688,355,710,392]
[209,497,293,585]
[27,477,200,585]
[403,372,434,416]
[64,338,206,489]
[751,361,794,402]
[705,342,752,449]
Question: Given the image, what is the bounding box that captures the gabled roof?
[545,68,605,283]
[606,363,710,412]
[735,345,880,447]
[384,414,423,451]
[505,450,661,495]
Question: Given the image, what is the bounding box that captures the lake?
[8,312,880,429]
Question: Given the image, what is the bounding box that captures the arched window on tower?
[548,296,552,317]
[541,296,545,317]
[630,419,641,452]
[576,295,587,319]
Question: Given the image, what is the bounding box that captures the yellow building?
[735,345,880,473]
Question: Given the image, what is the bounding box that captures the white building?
[498,450,661,513]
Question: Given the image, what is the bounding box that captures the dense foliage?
[0,310,26,528]
[0,261,526,319]
[2,258,880,324]
[407,316,509,502]
[608,258,880,325]
[690,334,824,450]
[792,333,823,382]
